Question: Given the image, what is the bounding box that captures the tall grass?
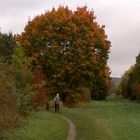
[0,63,20,132]
[2,110,69,140]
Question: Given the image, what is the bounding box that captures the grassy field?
[2,96,140,140]
[1,110,69,140]
[62,96,140,140]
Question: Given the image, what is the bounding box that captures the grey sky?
[0,0,140,77]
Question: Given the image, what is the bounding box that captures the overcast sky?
[0,0,140,77]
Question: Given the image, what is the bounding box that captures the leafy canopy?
[17,6,111,104]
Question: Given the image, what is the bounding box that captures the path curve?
[59,114,76,140]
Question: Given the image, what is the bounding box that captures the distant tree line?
[109,77,121,94]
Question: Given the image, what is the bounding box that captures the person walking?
[54,94,60,112]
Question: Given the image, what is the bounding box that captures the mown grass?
[1,110,69,140]
[62,96,140,140]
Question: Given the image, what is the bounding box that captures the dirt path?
[59,114,76,140]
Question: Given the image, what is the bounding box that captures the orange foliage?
[132,83,140,99]
[33,66,47,108]
[17,6,111,103]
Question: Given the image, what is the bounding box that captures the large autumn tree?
[17,6,111,105]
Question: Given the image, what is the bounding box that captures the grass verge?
[1,110,69,140]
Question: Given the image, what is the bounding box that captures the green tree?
[0,32,16,63]
[117,67,134,98]
[118,53,140,100]
[128,54,140,100]
[17,6,111,105]
[12,46,34,115]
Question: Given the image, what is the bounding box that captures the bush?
[0,63,20,131]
